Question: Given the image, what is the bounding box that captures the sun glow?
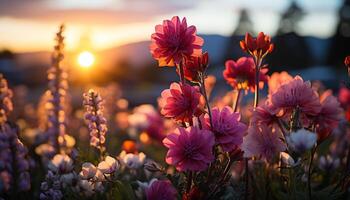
[77,51,95,68]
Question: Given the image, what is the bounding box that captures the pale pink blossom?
[242,124,286,161]
[270,76,321,119]
[97,156,119,174]
[80,162,97,180]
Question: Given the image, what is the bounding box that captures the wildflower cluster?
[1,17,350,200]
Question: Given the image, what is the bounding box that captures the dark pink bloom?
[159,82,204,123]
[315,91,343,141]
[203,106,247,152]
[223,57,268,92]
[241,124,286,161]
[270,76,321,118]
[145,180,177,200]
[150,16,204,67]
[163,127,215,172]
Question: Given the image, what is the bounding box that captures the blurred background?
[0,0,350,107]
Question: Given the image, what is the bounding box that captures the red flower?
[223,57,268,92]
[240,32,274,58]
[178,52,209,82]
[338,87,350,109]
[150,16,204,67]
[345,56,350,67]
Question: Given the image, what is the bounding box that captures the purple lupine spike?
[0,74,13,126]
[0,75,31,193]
[45,24,70,153]
[83,89,108,157]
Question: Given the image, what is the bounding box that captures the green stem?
[186,171,193,193]
[308,146,317,200]
[200,76,213,128]
[253,57,262,108]
[177,61,185,85]
[233,89,241,112]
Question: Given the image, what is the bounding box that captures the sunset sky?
[0,0,342,52]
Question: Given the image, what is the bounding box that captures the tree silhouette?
[224,9,253,61]
[267,0,311,71]
[327,0,350,68]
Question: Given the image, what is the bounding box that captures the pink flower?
[270,76,321,118]
[150,16,204,67]
[242,124,286,161]
[145,180,177,200]
[159,82,204,123]
[203,106,247,152]
[251,103,277,126]
[163,127,215,172]
[268,71,293,95]
[223,57,268,92]
[315,91,343,141]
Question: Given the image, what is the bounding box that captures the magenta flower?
[163,127,215,172]
[315,91,343,141]
[159,82,204,123]
[203,106,247,152]
[150,16,204,67]
[242,124,286,161]
[145,180,177,200]
[223,57,268,92]
[270,76,321,119]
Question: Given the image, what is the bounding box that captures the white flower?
[119,150,146,169]
[97,156,119,174]
[48,154,73,174]
[287,129,317,153]
[319,155,340,171]
[80,162,97,180]
[280,152,295,166]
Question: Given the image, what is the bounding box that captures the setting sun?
[77,51,95,68]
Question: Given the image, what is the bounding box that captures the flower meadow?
[1,16,350,200]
